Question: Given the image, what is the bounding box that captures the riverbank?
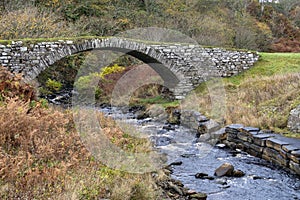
[193,52,300,137]
[0,67,208,199]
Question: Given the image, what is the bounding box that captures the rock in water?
[163,124,175,131]
[189,193,207,200]
[233,169,245,177]
[214,163,234,177]
[169,161,183,166]
[195,172,208,179]
[135,110,149,120]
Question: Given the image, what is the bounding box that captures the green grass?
[0,36,257,51]
[225,52,300,85]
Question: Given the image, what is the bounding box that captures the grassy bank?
[193,53,300,137]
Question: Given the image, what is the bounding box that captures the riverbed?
[101,106,300,200]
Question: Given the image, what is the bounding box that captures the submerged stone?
[189,193,207,200]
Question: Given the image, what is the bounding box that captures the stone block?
[241,127,260,133]
[248,148,261,157]
[253,137,266,147]
[282,145,299,153]
[270,155,288,167]
[263,147,277,160]
[238,142,250,151]
[279,149,287,159]
[227,135,240,144]
[237,132,249,142]
[266,138,289,152]
[288,150,300,164]
[289,161,300,175]
[263,147,288,167]
[223,140,236,149]
[227,132,237,139]
[226,124,244,130]
[249,144,264,154]
[291,150,300,157]
[253,134,274,147]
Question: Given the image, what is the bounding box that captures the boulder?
[214,163,234,177]
[146,104,168,122]
[287,105,300,133]
[167,108,181,125]
[135,110,149,120]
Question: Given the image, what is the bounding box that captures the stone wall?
[224,124,300,175]
[179,109,300,175]
[0,38,259,99]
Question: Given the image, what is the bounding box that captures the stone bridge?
[0,37,259,99]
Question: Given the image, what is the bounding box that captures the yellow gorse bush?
[99,64,125,79]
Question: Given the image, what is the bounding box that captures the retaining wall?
[224,124,300,175]
[179,110,300,175]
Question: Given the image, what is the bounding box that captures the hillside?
[0,0,299,52]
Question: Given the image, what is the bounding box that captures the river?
[100,106,300,200]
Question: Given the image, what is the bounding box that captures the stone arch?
[30,38,189,97]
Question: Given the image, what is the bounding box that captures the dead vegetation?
[195,72,300,136]
[0,67,162,199]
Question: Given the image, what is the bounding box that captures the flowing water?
[100,106,300,200]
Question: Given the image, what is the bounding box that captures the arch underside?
[37,46,182,90]
[96,47,180,89]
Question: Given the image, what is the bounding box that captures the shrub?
[46,78,62,92]
[0,66,35,102]
[74,64,126,103]
[99,64,125,79]
[0,7,76,39]
[74,72,101,92]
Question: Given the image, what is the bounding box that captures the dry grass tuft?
[196,72,300,135]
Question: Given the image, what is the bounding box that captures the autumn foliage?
[0,67,159,199]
